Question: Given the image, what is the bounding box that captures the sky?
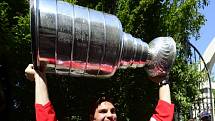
[190,0,215,75]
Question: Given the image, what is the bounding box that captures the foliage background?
[0,0,208,120]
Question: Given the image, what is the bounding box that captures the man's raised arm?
[25,64,57,121]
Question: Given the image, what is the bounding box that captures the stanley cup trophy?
[30,0,176,78]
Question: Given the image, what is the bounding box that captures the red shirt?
[35,102,57,121]
[35,100,174,121]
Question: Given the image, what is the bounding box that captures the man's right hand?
[25,64,37,81]
[25,64,46,82]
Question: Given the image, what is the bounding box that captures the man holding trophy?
[26,0,176,120]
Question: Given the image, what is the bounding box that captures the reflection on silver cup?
[30,0,176,78]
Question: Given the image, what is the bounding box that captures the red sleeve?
[151,100,174,121]
[35,101,57,121]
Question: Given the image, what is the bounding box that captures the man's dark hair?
[89,96,114,121]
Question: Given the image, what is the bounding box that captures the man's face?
[93,101,117,121]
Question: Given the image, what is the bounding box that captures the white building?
[193,37,215,120]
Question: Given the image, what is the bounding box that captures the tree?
[0,0,208,120]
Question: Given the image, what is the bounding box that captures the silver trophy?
[30,0,176,78]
